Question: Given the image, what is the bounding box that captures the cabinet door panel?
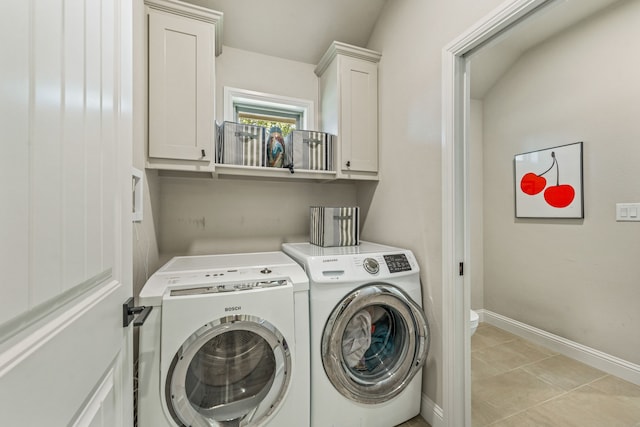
[148,11,213,161]
[340,57,378,173]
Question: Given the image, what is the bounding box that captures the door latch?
[122,297,153,327]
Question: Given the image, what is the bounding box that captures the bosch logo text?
[225,306,242,312]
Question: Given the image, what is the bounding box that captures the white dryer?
[137,252,310,427]
[282,242,429,427]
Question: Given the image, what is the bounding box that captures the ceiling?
[470,0,622,99]
[182,0,620,96]
[183,0,388,64]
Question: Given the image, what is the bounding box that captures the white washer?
[137,252,310,427]
[282,242,430,427]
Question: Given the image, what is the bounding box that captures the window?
[224,87,315,137]
[235,105,299,137]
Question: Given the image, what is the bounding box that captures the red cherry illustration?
[520,172,546,195]
[544,184,575,208]
[520,150,576,209]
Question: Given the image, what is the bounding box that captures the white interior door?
[0,1,133,425]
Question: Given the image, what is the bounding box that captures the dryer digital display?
[383,254,412,273]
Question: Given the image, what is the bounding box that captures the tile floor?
[472,323,640,426]
[395,414,432,427]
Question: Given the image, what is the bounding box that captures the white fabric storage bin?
[285,130,334,171]
[217,121,265,166]
[310,206,359,247]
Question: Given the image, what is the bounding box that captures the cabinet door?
[148,10,214,161]
[340,56,378,174]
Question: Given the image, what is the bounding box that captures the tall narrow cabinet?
[145,0,222,171]
[315,42,382,180]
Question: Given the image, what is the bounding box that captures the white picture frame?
[514,142,583,218]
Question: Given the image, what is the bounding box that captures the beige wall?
[482,0,640,364]
[363,0,505,406]
[158,176,357,257]
[215,46,319,123]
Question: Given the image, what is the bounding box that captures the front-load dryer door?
[166,316,291,427]
[321,283,430,404]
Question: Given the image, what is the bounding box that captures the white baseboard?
[478,309,640,386]
[420,393,444,427]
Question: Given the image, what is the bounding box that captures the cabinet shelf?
[214,164,337,182]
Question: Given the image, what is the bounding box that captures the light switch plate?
[616,203,640,221]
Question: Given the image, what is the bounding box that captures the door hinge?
[123,297,153,327]
[459,262,464,276]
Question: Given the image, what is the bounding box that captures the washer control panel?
[300,249,419,283]
[383,254,413,273]
[354,254,413,275]
[363,257,380,274]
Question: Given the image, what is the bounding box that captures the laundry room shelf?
[214,163,337,182]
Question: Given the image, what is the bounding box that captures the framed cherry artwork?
[514,142,584,219]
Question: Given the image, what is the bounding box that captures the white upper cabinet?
[145,0,222,171]
[315,42,381,180]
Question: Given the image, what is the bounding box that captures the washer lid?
[283,241,402,258]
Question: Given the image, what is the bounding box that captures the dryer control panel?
[170,279,288,296]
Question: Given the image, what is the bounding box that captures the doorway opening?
[442,0,639,426]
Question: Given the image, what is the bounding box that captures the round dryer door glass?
[322,284,430,404]
[166,316,291,427]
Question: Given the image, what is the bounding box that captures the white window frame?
[223,86,316,130]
